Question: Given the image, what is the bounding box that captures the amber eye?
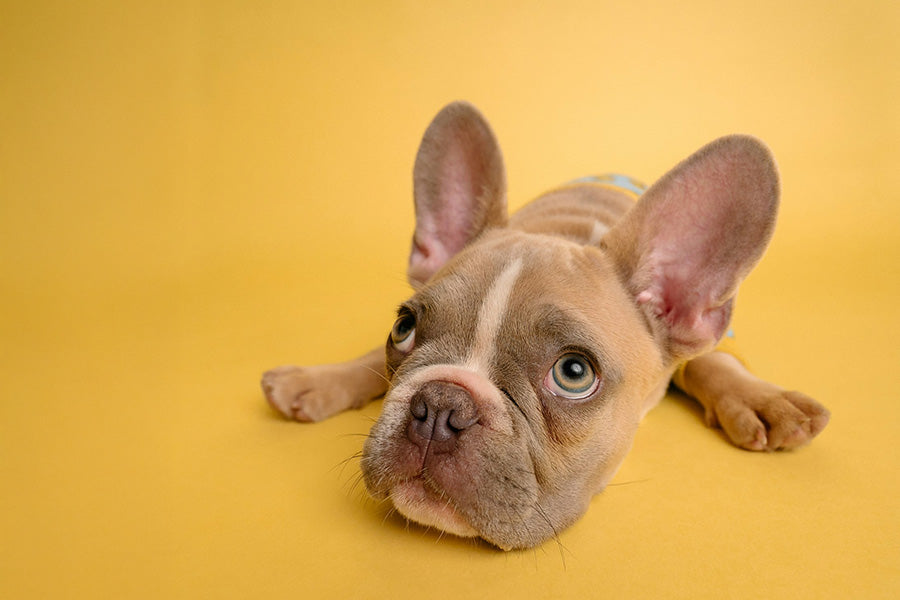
[544,353,599,399]
[390,313,416,352]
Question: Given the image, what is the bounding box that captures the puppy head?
[361,102,779,549]
[364,231,663,549]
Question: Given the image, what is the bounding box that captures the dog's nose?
[407,381,479,453]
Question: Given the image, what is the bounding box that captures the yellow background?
[2,1,898,598]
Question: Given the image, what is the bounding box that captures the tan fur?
[262,102,829,550]
[261,348,386,422]
[510,184,634,243]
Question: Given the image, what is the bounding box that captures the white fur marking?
[588,220,608,245]
[465,258,524,376]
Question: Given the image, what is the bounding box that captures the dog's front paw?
[705,383,830,451]
[261,365,353,422]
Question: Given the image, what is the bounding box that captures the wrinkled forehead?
[411,232,636,370]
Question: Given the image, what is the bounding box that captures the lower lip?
[390,479,478,538]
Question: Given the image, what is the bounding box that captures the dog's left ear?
[602,135,779,361]
[407,102,508,286]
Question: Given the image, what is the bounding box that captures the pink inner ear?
[613,135,779,359]
[434,144,488,248]
[407,150,485,285]
[408,102,507,285]
[636,260,734,356]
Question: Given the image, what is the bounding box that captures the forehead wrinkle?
[404,268,481,324]
[528,303,623,384]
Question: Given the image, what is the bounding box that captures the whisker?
[359,492,392,510]
[384,362,399,378]
[605,478,651,487]
[360,363,392,387]
[533,503,571,569]
[345,471,369,498]
[339,432,374,440]
[382,506,399,527]
[332,451,364,481]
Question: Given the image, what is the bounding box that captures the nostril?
[406,381,480,451]
[408,395,436,448]
[426,408,477,443]
[410,397,428,421]
[448,409,478,432]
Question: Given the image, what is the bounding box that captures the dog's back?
[509,175,643,246]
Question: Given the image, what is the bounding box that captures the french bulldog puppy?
[262,102,829,550]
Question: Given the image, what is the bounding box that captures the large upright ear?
[407,101,508,286]
[602,135,780,361]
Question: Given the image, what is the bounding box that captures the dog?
[261,102,830,550]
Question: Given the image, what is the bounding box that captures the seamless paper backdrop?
[2,1,898,598]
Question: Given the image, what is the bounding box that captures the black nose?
[407,381,479,454]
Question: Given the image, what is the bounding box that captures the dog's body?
[262,102,829,550]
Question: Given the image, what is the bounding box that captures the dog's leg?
[675,352,830,451]
[261,347,388,422]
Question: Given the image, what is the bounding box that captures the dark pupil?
[395,316,413,335]
[562,358,585,379]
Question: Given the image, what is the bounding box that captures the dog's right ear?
[407,101,508,286]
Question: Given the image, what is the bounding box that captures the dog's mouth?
[360,367,555,549]
[389,476,478,539]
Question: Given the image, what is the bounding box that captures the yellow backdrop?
[2,1,898,598]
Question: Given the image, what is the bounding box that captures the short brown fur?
[262,102,829,550]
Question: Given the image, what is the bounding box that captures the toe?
[716,400,769,451]
[260,369,298,419]
[759,402,810,450]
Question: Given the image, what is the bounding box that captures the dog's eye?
[544,353,599,399]
[390,313,416,352]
